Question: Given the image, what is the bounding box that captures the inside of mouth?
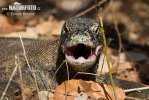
[66,44,96,59]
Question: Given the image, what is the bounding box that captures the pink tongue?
[76,56,86,62]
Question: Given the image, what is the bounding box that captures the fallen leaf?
[0,15,25,34]
[54,79,125,100]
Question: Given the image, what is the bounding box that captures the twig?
[100,53,106,75]
[75,5,96,17]
[32,67,39,94]
[100,39,111,75]
[99,17,117,100]
[50,60,66,91]
[51,60,66,83]
[125,96,142,100]
[17,56,24,91]
[112,8,122,73]
[37,70,48,90]
[19,36,32,71]
[65,60,70,100]
[19,36,39,95]
[65,61,70,81]
[75,0,107,17]
[0,56,18,100]
[74,72,100,79]
[124,86,149,93]
[5,97,8,100]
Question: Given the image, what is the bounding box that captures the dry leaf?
[54,79,125,100]
[0,15,25,34]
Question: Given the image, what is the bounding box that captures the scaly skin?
[0,18,149,99]
[0,38,59,100]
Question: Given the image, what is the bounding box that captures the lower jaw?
[66,60,96,72]
[65,54,98,71]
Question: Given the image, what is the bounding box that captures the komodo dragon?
[0,17,149,99]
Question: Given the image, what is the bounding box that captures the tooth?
[95,45,102,55]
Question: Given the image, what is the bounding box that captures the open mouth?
[66,44,97,62]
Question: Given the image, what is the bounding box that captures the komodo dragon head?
[60,17,103,72]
